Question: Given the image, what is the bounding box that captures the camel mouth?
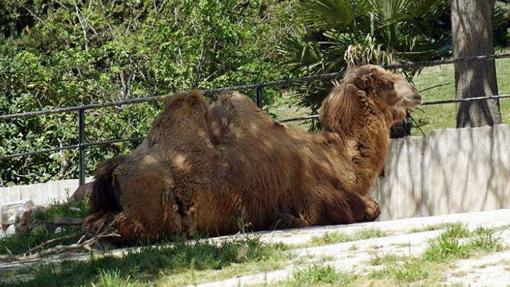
[403,92,422,110]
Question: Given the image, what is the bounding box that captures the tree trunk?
[451,0,501,127]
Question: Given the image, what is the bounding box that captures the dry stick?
[24,234,78,256]
[0,215,122,262]
[1,219,120,262]
[22,232,119,261]
[0,231,120,263]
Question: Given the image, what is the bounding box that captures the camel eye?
[376,80,391,90]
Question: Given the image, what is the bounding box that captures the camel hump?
[208,92,275,143]
[144,90,216,149]
[162,90,206,110]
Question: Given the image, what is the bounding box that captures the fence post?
[78,108,86,185]
[256,85,263,108]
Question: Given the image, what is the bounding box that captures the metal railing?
[1,53,510,185]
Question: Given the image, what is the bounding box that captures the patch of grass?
[409,222,459,233]
[368,253,401,266]
[161,257,289,287]
[388,259,437,283]
[310,228,390,245]
[423,224,502,262]
[95,270,140,287]
[0,237,288,287]
[360,224,504,285]
[283,264,358,287]
[32,199,89,222]
[0,225,82,255]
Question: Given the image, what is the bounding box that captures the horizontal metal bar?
[0,144,80,160]
[385,53,510,70]
[81,137,145,147]
[2,93,510,160]
[277,94,510,123]
[0,137,145,161]
[2,53,510,120]
[421,94,510,106]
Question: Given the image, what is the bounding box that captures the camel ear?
[353,73,374,91]
[320,83,361,132]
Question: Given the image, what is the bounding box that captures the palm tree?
[281,0,450,127]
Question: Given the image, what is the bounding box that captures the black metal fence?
[1,53,510,185]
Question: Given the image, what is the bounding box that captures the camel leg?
[319,191,381,225]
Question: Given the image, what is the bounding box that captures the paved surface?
[192,209,510,287]
[1,209,510,286]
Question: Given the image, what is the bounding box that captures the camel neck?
[328,104,392,194]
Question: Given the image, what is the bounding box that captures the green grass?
[411,58,510,135]
[310,228,390,246]
[0,237,288,287]
[368,253,401,266]
[95,270,140,287]
[283,264,359,287]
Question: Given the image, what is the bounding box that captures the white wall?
[374,124,510,220]
[0,179,80,206]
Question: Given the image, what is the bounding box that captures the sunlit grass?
[310,228,390,246]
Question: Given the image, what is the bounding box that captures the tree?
[452,0,502,127]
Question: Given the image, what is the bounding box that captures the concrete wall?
[375,124,510,220]
[1,125,509,220]
[0,179,81,206]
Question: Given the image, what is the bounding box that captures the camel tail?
[89,155,128,213]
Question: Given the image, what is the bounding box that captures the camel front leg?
[320,191,381,225]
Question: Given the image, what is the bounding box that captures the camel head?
[320,64,422,132]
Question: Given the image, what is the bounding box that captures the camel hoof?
[363,198,381,222]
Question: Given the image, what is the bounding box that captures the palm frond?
[301,0,355,30]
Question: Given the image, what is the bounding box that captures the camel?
[83,65,422,242]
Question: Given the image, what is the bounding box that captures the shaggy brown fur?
[83,65,421,242]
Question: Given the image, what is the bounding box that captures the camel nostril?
[413,94,422,103]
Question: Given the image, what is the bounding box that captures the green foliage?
[1,237,287,287]
[0,0,293,184]
[281,0,450,115]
